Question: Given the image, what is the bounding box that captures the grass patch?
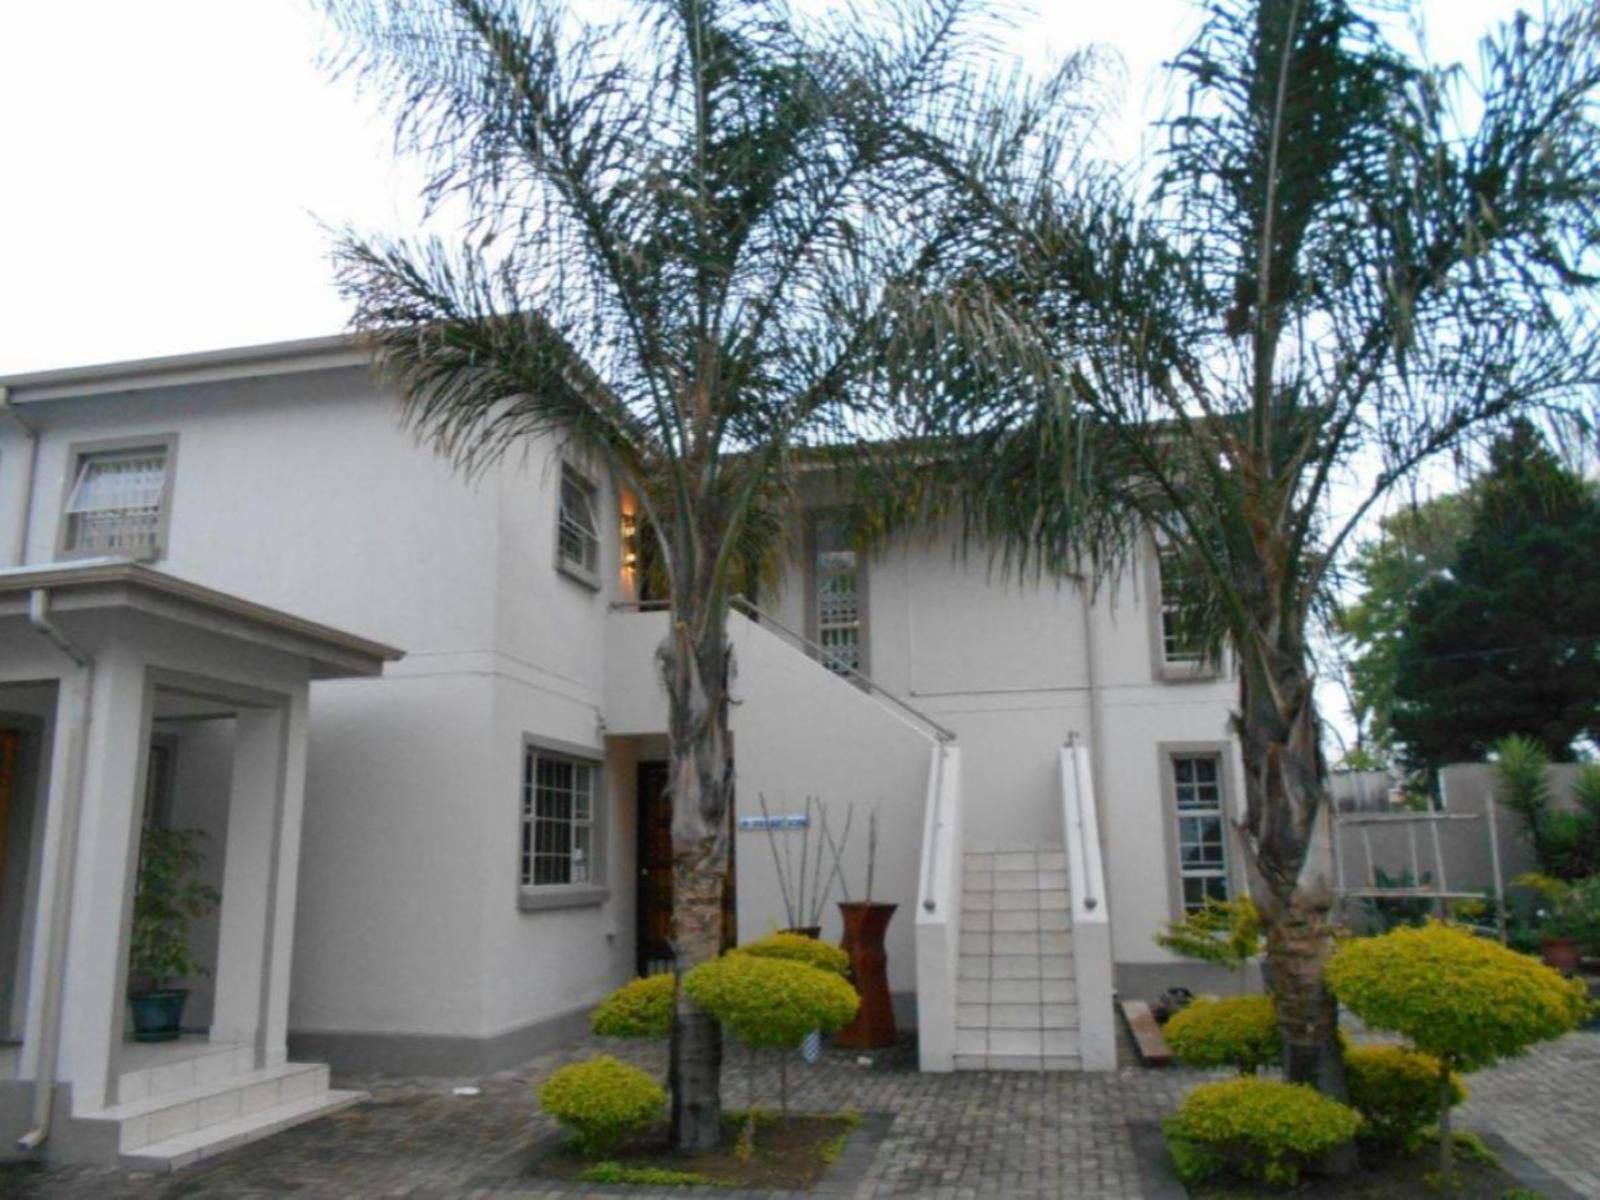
[1181,1134,1535,1198]
[531,1109,863,1190]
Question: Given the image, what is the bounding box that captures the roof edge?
[0,334,371,402]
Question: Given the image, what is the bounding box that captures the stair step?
[955,1053,1082,1072]
[120,1088,366,1171]
[957,1002,1079,1029]
[957,978,1077,1005]
[118,1041,254,1104]
[96,1062,330,1151]
[954,1027,1082,1057]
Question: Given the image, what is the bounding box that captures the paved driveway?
[4,1032,1597,1198]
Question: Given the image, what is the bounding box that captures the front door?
[0,730,17,908]
[635,761,738,977]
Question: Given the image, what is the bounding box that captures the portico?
[0,560,400,1167]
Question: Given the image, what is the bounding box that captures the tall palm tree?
[882,0,1600,1097]
[319,0,1094,1148]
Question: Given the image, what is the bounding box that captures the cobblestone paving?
[4,1031,1597,1199]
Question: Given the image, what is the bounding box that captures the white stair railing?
[914,742,963,1071]
[1061,735,1116,1070]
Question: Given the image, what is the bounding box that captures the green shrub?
[1343,1044,1465,1150]
[1163,1077,1363,1188]
[1163,995,1281,1074]
[683,954,859,1049]
[733,932,851,976]
[1154,897,1262,968]
[591,974,674,1039]
[537,1055,665,1157]
[1327,922,1590,1175]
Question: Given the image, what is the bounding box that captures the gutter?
[0,386,39,568]
[17,589,93,1152]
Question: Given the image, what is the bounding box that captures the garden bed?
[522,1109,886,1191]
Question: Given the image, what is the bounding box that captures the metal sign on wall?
[737,813,809,831]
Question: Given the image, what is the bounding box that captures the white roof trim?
[0,334,371,403]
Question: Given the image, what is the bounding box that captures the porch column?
[259,688,309,1067]
[55,645,152,1113]
[209,705,288,1059]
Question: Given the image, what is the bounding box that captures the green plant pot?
[128,988,188,1042]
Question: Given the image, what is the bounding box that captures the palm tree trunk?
[664,593,734,1151]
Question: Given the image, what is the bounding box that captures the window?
[556,464,600,584]
[62,443,172,559]
[811,516,865,676]
[520,748,596,887]
[1156,535,1203,665]
[1172,753,1230,913]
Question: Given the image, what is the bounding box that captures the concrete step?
[120,1088,366,1171]
[954,1026,1081,1062]
[91,1062,330,1152]
[118,1040,254,1104]
[955,1053,1083,1071]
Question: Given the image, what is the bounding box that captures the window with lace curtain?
[60,440,175,560]
[556,463,601,586]
[809,514,867,677]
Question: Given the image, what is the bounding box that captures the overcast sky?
[0,0,1528,377]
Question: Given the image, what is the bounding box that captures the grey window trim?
[56,433,179,563]
[1144,533,1222,683]
[1158,742,1246,922]
[554,462,602,591]
[803,509,869,681]
[517,733,608,912]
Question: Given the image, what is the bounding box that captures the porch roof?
[0,559,403,679]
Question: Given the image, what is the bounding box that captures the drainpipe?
[0,386,40,568]
[17,589,94,1152]
[1079,583,1108,879]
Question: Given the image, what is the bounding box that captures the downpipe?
[18,589,94,1152]
[0,386,40,568]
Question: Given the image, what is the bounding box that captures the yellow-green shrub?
[1163,1077,1364,1188]
[1343,1045,1465,1150]
[537,1055,664,1157]
[591,974,674,1039]
[1163,995,1281,1074]
[1326,923,1590,1073]
[683,954,859,1048]
[733,932,851,976]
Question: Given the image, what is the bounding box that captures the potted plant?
[1515,873,1600,971]
[127,826,220,1041]
[836,808,897,1050]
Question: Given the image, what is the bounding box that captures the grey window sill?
[518,885,610,912]
[556,558,601,592]
[1157,659,1222,684]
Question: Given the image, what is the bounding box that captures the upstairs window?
[521,748,596,887]
[62,442,173,560]
[811,516,865,676]
[556,464,600,585]
[1156,534,1204,666]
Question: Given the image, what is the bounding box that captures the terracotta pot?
[834,901,897,1050]
[1541,937,1581,972]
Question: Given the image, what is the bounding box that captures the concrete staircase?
[79,1041,363,1170]
[955,846,1080,1070]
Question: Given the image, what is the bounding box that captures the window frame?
[1145,531,1221,682]
[803,509,869,680]
[554,462,603,590]
[517,734,609,912]
[1159,743,1244,922]
[56,433,179,563]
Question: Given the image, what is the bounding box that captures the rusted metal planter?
[834,901,897,1049]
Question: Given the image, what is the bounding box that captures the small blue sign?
[737,813,810,831]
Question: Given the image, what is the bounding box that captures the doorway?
[634,762,738,977]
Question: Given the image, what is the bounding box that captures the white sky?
[0,0,1536,752]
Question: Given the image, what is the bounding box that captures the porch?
[0,560,400,1168]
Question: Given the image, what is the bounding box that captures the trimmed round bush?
[1163,994,1281,1074]
[537,1055,665,1157]
[1343,1044,1465,1150]
[683,953,859,1048]
[1163,1077,1364,1188]
[591,974,674,1039]
[1326,923,1590,1073]
[733,932,851,976]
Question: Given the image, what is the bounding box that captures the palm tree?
[319,0,1093,1148]
[882,0,1600,1097]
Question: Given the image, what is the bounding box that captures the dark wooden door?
[635,761,739,977]
[636,762,675,976]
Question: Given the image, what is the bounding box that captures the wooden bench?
[1120,999,1172,1067]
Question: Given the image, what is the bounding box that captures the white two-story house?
[0,336,1243,1168]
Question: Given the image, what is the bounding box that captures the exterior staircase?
[77,1041,363,1170]
[955,845,1080,1070]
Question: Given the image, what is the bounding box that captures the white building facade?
[0,337,1244,1167]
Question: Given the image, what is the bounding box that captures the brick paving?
[3,1030,1597,1199]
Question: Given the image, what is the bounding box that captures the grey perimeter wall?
[1335,763,1589,904]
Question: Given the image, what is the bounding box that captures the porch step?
[119,1088,366,1171]
[90,1061,332,1153]
[955,845,1081,1071]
